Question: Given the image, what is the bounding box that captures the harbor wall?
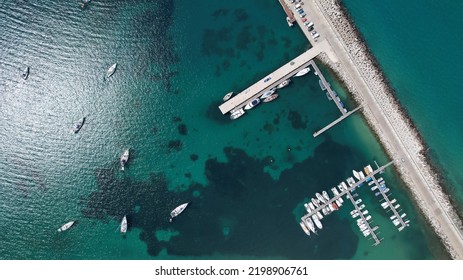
[312,0,463,258]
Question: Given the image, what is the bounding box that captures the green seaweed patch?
[288,110,307,130]
[177,123,188,135]
[168,140,182,152]
[155,229,180,242]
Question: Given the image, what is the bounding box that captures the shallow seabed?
[0,0,448,259]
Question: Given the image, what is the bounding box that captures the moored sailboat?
[170,202,189,222]
[58,221,75,232]
[120,216,127,233]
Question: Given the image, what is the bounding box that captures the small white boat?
[308,202,315,211]
[286,17,293,27]
[346,177,355,187]
[260,88,276,99]
[300,221,310,236]
[316,211,323,220]
[230,108,245,120]
[71,117,86,134]
[223,91,233,101]
[322,191,330,201]
[311,198,319,207]
[244,98,260,110]
[120,216,127,233]
[57,221,75,232]
[107,63,117,78]
[263,93,278,103]
[312,216,323,230]
[331,187,339,196]
[315,192,326,204]
[120,149,129,171]
[352,170,360,180]
[276,79,291,89]
[305,217,316,233]
[364,165,373,175]
[294,67,310,77]
[170,202,189,222]
[319,80,327,91]
[22,66,30,80]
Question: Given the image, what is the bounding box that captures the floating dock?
[299,161,410,245]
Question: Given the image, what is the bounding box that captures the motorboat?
[71,117,86,134]
[331,187,339,196]
[355,199,362,205]
[346,177,355,187]
[308,202,315,211]
[305,217,316,233]
[300,221,311,236]
[120,216,127,233]
[322,191,330,201]
[364,165,373,175]
[315,193,326,204]
[120,149,129,171]
[263,93,278,103]
[358,171,366,180]
[22,66,30,80]
[244,98,260,110]
[316,212,323,220]
[286,17,293,27]
[58,221,75,232]
[276,79,291,89]
[260,88,275,99]
[304,203,311,213]
[223,91,233,101]
[107,63,117,78]
[352,170,360,180]
[311,198,320,208]
[294,67,310,77]
[312,216,323,230]
[170,202,189,222]
[319,80,326,91]
[230,108,245,120]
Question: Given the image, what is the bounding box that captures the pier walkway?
[313,106,362,137]
[278,0,295,24]
[219,45,323,115]
[309,60,346,115]
[370,174,409,229]
[301,161,395,245]
[345,192,382,246]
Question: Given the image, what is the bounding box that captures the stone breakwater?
[314,0,463,258]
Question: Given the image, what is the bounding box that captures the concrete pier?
[218,45,324,115]
[313,106,362,137]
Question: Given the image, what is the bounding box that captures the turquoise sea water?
[0,0,449,259]
[342,0,463,216]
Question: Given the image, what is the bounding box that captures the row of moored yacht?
[228,66,311,120]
